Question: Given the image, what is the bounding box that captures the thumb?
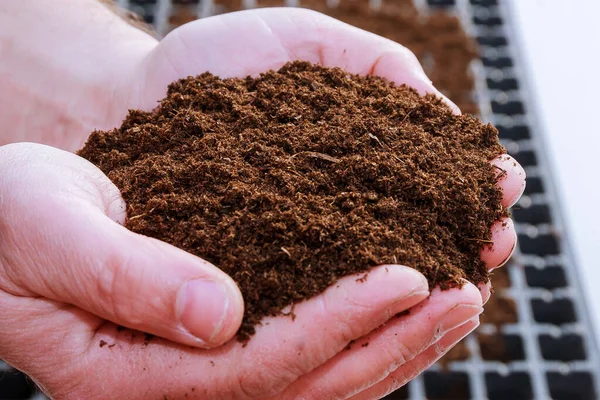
[0,142,244,348]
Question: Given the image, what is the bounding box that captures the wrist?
[0,0,158,150]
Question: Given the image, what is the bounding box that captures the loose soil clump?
[79,61,505,340]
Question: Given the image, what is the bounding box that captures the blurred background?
[1,0,599,399]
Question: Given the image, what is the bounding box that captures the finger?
[93,264,429,399]
[478,155,523,269]
[229,265,429,398]
[492,155,526,208]
[0,142,243,348]
[480,217,517,269]
[348,317,480,400]
[479,281,492,305]
[274,282,482,400]
[142,8,458,113]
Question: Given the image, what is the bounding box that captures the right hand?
[0,142,521,399]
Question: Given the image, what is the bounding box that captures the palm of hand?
[0,8,523,400]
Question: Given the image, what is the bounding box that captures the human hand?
[136,5,522,302]
[0,142,522,400]
[0,5,525,399]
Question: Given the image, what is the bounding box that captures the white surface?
[507,0,600,341]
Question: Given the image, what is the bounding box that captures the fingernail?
[436,304,483,338]
[177,279,230,344]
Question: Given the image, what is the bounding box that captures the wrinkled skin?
[0,2,525,399]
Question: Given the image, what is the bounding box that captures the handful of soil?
[78,61,505,341]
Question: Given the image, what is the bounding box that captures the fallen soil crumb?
[79,61,505,341]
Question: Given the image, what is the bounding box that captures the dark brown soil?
[78,61,505,341]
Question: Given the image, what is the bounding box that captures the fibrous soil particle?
[79,61,506,341]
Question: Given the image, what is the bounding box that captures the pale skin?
[0,1,526,399]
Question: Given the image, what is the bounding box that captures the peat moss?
[79,61,505,340]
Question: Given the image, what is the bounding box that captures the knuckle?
[313,288,376,350]
[327,292,374,339]
[97,180,126,223]
[332,316,364,344]
[380,340,414,368]
[434,339,450,357]
[95,248,140,323]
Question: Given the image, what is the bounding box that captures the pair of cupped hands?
[0,2,525,399]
